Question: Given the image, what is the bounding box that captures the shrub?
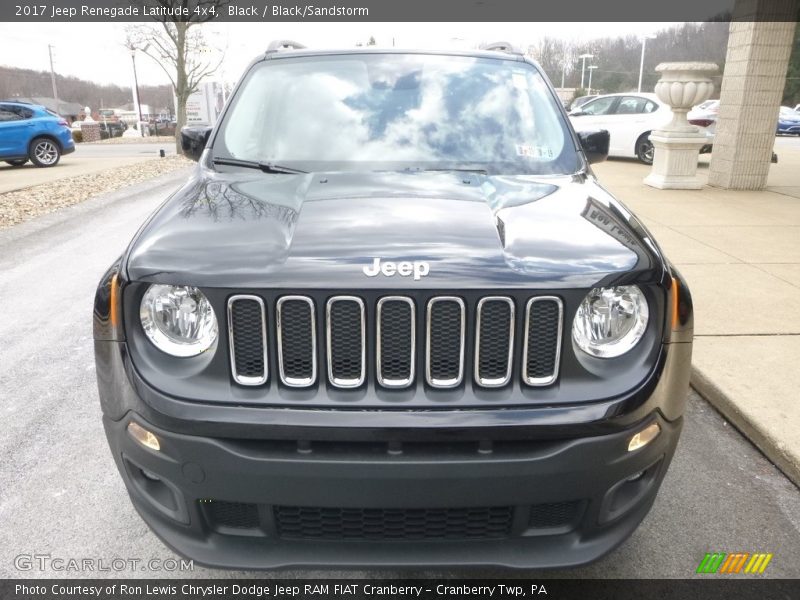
[72,130,83,143]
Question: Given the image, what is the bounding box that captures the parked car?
[99,120,127,137]
[0,101,75,167]
[570,94,598,110]
[570,93,713,164]
[777,106,800,135]
[94,42,693,570]
[688,99,720,134]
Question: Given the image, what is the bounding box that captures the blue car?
[0,101,75,167]
[777,106,800,135]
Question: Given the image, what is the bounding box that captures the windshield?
[214,53,580,175]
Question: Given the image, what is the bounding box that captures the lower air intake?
[275,505,514,540]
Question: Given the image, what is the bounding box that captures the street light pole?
[579,53,594,90]
[587,65,598,95]
[637,35,656,93]
[130,49,144,137]
[47,45,59,114]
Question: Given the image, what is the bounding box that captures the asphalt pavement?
[0,170,798,580]
[0,142,177,194]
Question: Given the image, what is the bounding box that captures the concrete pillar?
[708,1,797,190]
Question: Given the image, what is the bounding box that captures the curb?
[691,366,800,488]
[0,167,192,251]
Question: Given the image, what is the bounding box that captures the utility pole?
[48,45,59,113]
[579,53,594,90]
[587,65,598,96]
[638,35,656,93]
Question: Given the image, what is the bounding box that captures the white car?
[569,93,713,164]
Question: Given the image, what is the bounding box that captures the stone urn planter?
[644,62,719,190]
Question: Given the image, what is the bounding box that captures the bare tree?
[127,0,229,152]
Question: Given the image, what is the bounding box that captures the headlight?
[140,284,218,357]
[572,285,649,358]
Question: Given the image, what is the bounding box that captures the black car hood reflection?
[125,168,663,289]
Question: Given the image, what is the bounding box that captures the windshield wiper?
[422,168,488,175]
[212,157,307,174]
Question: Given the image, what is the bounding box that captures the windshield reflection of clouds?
[220,55,577,175]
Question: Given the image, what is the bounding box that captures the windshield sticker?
[516,144,554,159]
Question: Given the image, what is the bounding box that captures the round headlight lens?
[140,284,218,357]
[572,285,649,358]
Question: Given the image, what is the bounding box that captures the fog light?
[128,422,161,451]
[628,422,660,452]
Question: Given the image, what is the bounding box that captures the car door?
[569,96,619,136]
[0,105,33,157]
[605,96,658,157]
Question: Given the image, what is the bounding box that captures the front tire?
[29,138,61,167]
[5,159,28,166]
[636,134,654,165]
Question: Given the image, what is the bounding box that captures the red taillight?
[57,119,68,127]
[689,119,714,128]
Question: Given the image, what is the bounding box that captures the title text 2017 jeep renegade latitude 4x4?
[94,42,693,569]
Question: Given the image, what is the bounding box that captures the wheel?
[636,134,654,165]
[5,159,28,166]
[29,138,61,167]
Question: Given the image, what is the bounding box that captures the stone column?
[644,63,718,190]
[708,2,797,190]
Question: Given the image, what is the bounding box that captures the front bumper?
[104,407,681,570]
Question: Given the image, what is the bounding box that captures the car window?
[217,54,580,175]
[580,96,616,116]
[615,96,650,115]
[644,100,658,113]
[0,105,22,122]
[17,107,33,119]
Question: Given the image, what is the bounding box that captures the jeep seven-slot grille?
[227,294,563,390]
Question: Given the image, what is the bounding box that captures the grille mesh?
[525,299,562,384]
[278,298,315,384]
[528,501,582,529]
[229,297,266,383]
[427,299,464,386]
[328,298,364,385]
[207,500,260,529]
[275,505,513,540]
[476,299,513,385]
[378,299,414,386]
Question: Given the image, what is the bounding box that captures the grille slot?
[528,500,582,529]
[523,297,564,386]
[275,505,513,540]
[276,296,317,387]
[227,295,267,385]
[326,296,366,388]
[474,297,515,387]
[377,296,415,388]
[426,297,465,388]
[206,500,260,530]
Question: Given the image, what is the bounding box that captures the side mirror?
[569,109,586,117]
[577,129,610,164]
[180,126,212,161]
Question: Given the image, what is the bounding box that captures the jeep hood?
[125,168,664,289]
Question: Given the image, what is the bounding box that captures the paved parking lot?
[0,142,176,194]
[0,171,798,579]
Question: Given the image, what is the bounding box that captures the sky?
[0,22,677,93]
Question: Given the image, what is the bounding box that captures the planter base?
[643,131,707,190]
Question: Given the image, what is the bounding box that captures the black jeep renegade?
[93,41,693,569]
